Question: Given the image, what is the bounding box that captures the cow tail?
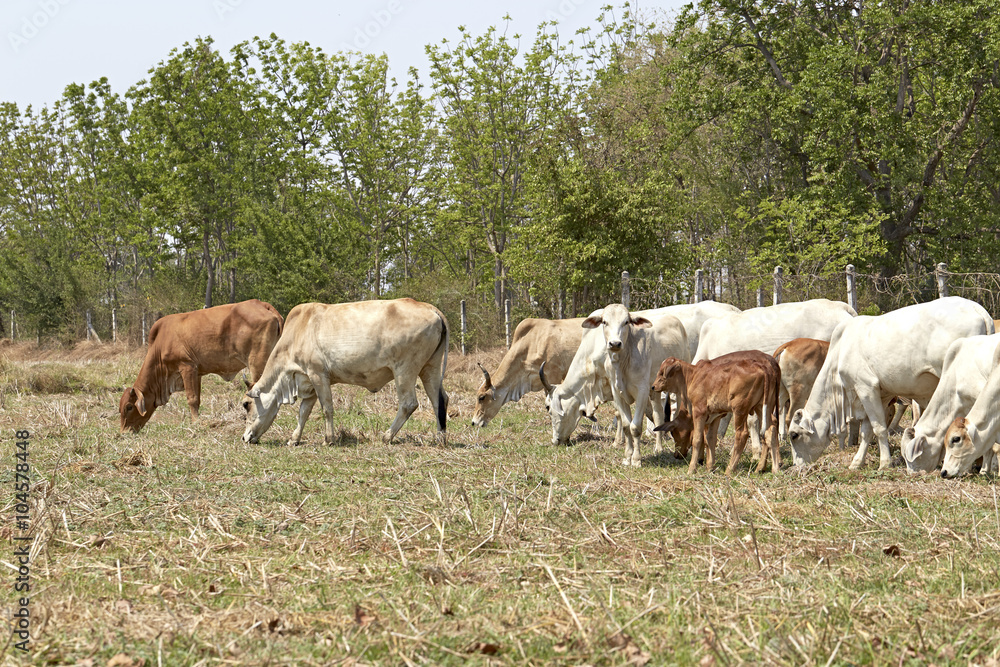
[767,362,780,433]
[435,313,449,432]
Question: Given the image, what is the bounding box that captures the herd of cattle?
[117,295,1000,479]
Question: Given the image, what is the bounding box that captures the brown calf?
[773,338,829,436]
[653,351,781,475]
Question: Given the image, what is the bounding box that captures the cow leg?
[726,412,749,476]
[778,383,790,439]
[288,385,318,446]
[419,364,449,445]
[386,377,420,443]
[305,373,338,446]
[747,412,763,459]
[179,364,202,419]
[688,413,706,474]
[851,388,889,470]
[649,396,667,455]
[760,411,781,474]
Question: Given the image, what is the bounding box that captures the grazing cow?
[119,299,284,433]
[542,308,689,462]
[773,338,829,436]
[241,299,448,445]
[940,340,1000,478]
[581,305,690,467]
[903,334,1000,476]
[652,352,781,475]
[471,318,586,427]
[789,297,994,469]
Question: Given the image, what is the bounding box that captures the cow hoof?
[287,439,301,447]
[849,461,863,471]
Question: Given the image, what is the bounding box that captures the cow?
[579,304,690,467]
[472,302,739,429]
[902,334,1000,474]
[773,338,829,437]
[693,299,857,363]
[789,297,994,470]
[471,318,586,428]
[241,299,449,446]
[119,299,284,433]
[541,307,689,463]
[652,352,780,475]
[940,339,1000,478]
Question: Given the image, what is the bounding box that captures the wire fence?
[625,264,1000,318]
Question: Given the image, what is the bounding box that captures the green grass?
[1,345,999,665]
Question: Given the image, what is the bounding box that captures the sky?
[1,0,690,110]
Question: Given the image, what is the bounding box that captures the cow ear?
[909,435,924,459]
[582,315,602,329]
[630,316,653,329]
[134,388,148,416]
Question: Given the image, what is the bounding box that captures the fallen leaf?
[883,544,902,558]
[608,632,651,666]
[106,654,145,667]
[466,642,500,656]
[354,604,376,627]
[113,599,132,614]
[92,536,111,548]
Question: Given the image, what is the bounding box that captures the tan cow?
[242,299,449,446]
[119,299,284,433]
[773,338,829,435]
[653,351,781,475]
[472,318,586,427]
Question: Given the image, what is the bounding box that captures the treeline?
[1,1,998,344]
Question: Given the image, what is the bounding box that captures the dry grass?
[1,343,999,666]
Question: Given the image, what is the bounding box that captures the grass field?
[1,340,999,666]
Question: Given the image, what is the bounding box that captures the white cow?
[693,299,857,363]
[940,350,1000,478]
[789,297,994,470]
[583,304,690,467]
[242,299,449,445]
[902,334,1000,474]
[542,308,689,463]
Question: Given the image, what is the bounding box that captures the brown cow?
[120,299,284,432]
[773,338,829,436]
[653,351,781,475]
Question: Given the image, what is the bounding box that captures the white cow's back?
[693,299,856,362]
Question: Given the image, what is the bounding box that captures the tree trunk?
[203,230,214,309]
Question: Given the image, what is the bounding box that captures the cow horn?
[539,362,555,395]
[477,362,492,389]
[243,372,252,390]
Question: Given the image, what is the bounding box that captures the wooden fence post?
[846,264,858,312]
[773,266,783,305]
[756,286,764,308]
[504,298,511,349]
[9,310,13,340]
[694,269,703,303]
[558,289,565,320]
[142,312,148,347]
[111,306,117,343]
[936,263,949,298]
[621,271,630,309]
[86,310,93,341]
[460,300,467,355]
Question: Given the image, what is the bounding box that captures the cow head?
[471,362,497,427]
[901,427,942,474]
[787,408,832,465]
[653,408,694,458]
[541,363,585,446]
[241,386,280,444]
[583,304,652,360]
[119,386,154,433]
[940,417,978,479]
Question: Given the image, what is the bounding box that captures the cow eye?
[125,404,133,413]
[242,401,251,413]
[790,432,799,441]
[478,395,485,402]
[951,435,961,445]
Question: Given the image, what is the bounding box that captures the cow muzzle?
[607,340,623,351]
